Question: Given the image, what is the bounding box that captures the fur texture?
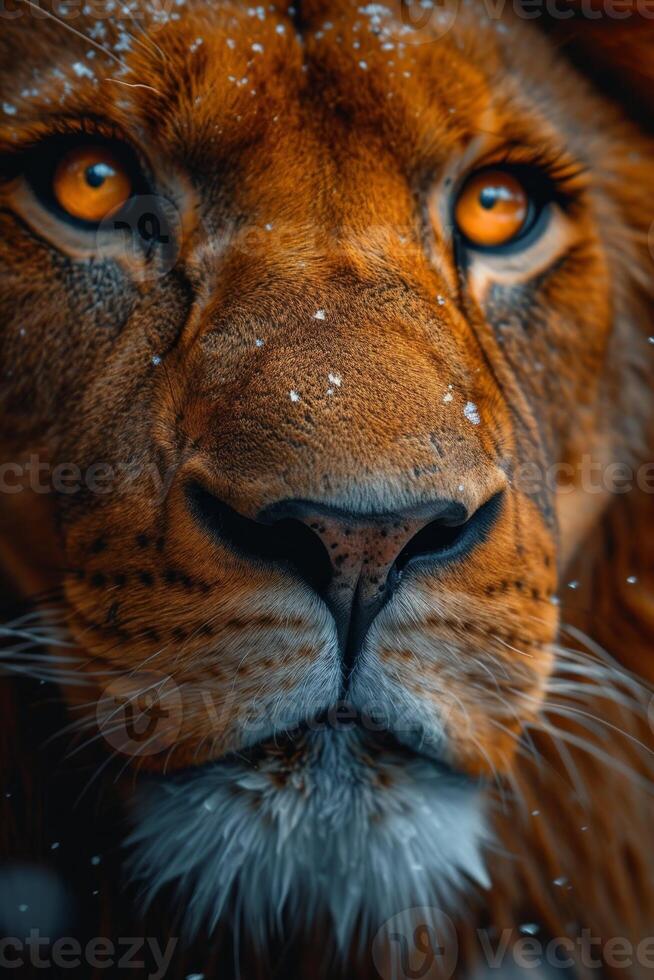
[1,2,654,978]
[128,729,488,951]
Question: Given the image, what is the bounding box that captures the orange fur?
[1,2,653,976]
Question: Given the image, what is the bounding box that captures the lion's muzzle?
[188,483,504,675]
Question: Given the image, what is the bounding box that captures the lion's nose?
[188,485,501,672]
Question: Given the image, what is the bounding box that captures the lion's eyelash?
[1,116,124,156]
[0,117,148,188]
[506,147,587,191]
[474,140,590,202]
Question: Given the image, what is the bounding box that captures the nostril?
[189,483,503,619]
[394,519,465,574]
[393,492,503,574]
[187,483,333,593]
[269,518,333,593]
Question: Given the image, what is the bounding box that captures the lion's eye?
[52,146,132,224]
[454,169,530,249]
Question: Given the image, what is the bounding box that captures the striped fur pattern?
[1,2,653,977]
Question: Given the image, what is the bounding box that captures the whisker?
[489,633,534,659]
[15,0,164,97]
[17,0,130,69]
[105,77,162,95]
[524,719,654,795]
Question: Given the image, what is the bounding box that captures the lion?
[1,1,653,977]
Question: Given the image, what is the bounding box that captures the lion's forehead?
[2,0,507,168]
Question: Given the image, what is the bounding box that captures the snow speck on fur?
[71,61,95,80]
[463,401,480,425]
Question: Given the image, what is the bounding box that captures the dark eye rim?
[452,163,555,256]
[22,133,151,231]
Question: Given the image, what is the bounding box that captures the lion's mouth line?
[205,707,471,784]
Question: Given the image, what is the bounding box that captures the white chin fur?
[126,729,489,952]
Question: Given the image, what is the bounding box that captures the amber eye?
[454,169,530,249]
[52,146,132,223]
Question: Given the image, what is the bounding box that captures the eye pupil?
[479,187,498,210]
[85,162,115,189]
[454,169,530,249]
[52,145,133,224]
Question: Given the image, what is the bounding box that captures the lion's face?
[0,0,645,945]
